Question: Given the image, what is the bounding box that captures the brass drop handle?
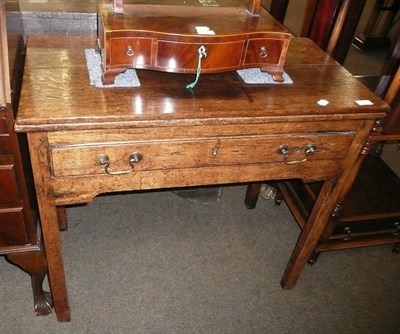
[96,152,143,175]
[259,46,268,58]
[343,227,352,240]
[278,143,317,164]
[126,45,135,57]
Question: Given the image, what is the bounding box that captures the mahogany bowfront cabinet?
[0,3,52,316]
[98,0,291,84]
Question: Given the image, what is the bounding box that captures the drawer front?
[0,115,7,134]
[0,159,21,204]
[0,135,12,155]
[331,220,400,241]
[50,133,354,177]
[244,38,284,65]
[0,113,11,154]
[109,37,152,67]
[156,40,245,72]
[0,209,29,246]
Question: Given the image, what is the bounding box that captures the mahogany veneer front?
[98,0,291,84]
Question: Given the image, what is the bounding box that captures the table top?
[15,35,388,132]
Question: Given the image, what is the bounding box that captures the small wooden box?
[97,0,292,84]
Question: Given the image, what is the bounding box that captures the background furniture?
[269,0,367,64]
[246,0,400,261]
[0,3,52,315]
[353,0,400,51]
[269,64,400,262]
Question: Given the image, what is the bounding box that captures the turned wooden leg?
[245,183,262,209]
[6,249,53,316]
[370,142,384,157]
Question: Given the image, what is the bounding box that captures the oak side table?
[15,35,388,321]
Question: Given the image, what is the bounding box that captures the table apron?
[52,160,342,205]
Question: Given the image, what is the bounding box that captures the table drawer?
[0,209,29,246]
[244,38,284,65]
[0,156,21,204]
[0,135,12,154]
[109,37,152,67]
[50,133,354,177]
[0,114,12,155]
[0,115,7,134]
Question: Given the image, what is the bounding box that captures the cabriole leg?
[6,249,53,316]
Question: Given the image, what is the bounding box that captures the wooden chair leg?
[307,251,321,265]
[274,185,283,206]
[245,183,262,209]
[371,142,384,157]
[6,248,53,316]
